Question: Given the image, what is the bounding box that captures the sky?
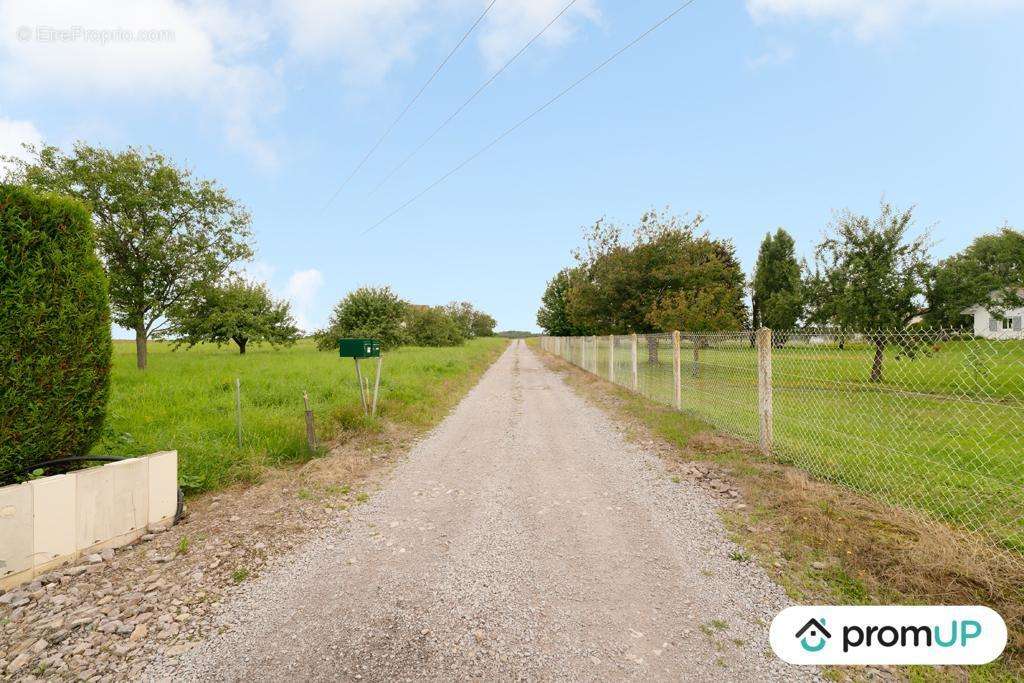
[2,0,1023,335]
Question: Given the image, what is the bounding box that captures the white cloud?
[283,268,325,332]
[239,260,277,285]
[0,0,278,164]
[747,42,795,70]
[747,0,1024,40]
[276,0,429,86]
[0,113,42,176]
[477,0,601,71]
[275,0,601,85]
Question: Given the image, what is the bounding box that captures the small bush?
[405,305,465,347]
[0,185,112,484]
[316,286,407,351]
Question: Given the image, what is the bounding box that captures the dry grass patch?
[536,349,1023,681]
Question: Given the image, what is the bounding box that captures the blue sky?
[2,0,1023,334]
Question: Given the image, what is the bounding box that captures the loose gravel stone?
[156,342,813,681]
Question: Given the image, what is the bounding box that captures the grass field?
[94,337,507,493]
[545,335,1024,555]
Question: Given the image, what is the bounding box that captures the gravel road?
[160,341,812,681]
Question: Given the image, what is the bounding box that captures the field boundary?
[539,328,1023,568]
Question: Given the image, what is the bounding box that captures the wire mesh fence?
[539,328,1024,566]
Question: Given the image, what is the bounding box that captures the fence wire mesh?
[539,328,1024,566]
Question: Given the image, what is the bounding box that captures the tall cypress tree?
[751,228,804,333]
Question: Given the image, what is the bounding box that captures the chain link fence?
[539,328,1024,566]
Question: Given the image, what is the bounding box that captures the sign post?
[339,339,382,417]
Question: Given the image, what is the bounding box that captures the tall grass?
[548,336,1024,554]
[94,337,507,492]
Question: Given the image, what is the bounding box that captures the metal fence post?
[757,327,773,456]
[630,333,639,391]
[673,330,682,410]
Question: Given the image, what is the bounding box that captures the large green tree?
[926,226,1024,328]
[471,312,497,337]
[405,305,465,347]
[536,267,585,336]
[566,210,747,361]
[167,279,299,354]
[5,143,253,369]
[807,201,931,382]
[317,286,408,351]
[751,228,803,334]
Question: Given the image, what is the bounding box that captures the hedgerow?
[0,185,112,484]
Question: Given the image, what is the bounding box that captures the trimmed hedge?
[0,185,112,484]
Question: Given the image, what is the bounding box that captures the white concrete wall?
[0,451,177,590]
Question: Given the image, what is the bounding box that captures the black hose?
[23,455,185,524]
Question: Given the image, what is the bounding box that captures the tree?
[926,226,1024,328]
[405,305,465,346]
[809,201,931,382]
[1,185,112,483]
[445,301,478,339]
[5,143,253,369]
[751,229,804,337]
[536,267,585,335]
[316,286,407,351]
[565,210,747,361]
[167,279,299,354]
[471,312,497,337]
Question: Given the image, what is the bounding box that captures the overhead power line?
[323,0,499,210]
[360,0,700,236]
[368,0,581,197]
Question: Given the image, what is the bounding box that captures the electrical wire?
[360,0,700,236]
[367,0,581,198]
[323,0,499,209]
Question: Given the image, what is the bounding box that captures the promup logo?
[770,606,1006,665]
[795,618,831,652]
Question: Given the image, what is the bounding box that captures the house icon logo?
[795,618,831,652]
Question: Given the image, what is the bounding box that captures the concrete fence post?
[608,334,615,383]
[672,330,682,410]
[757,327,773,456]
[630,333,639,392]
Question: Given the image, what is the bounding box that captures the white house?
[961,289,1024,339]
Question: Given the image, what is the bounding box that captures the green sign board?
[339,338,380,359]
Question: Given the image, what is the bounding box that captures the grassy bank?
[94,337,507,492]
[534,344,1023,680]
[552,336,1024,553]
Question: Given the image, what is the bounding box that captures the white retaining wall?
[0,451,177,591]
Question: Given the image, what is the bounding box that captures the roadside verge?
[531,343,1023,681]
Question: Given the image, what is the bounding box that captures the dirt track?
[161,340,811,681]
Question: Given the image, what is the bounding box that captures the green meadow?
[556,336,1024,553]
[94,337,507,493]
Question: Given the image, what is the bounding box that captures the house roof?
[961,287,1024,315]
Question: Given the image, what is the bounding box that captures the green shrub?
[316,286,407,351]
[0,185,112,484]
[405,305,466,347]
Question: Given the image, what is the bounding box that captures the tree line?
[313,287,495,351]
[537,203,1023,381]
[2,143,496,368]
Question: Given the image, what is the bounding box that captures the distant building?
[961,289,1024,338]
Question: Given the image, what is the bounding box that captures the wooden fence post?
[303,391,316,451]
[673,330,682,410]
[234,378,242,449]
[591,335,598,374]
[757,327,773,456]
[630,333,639,391]
[608,335,615,383]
